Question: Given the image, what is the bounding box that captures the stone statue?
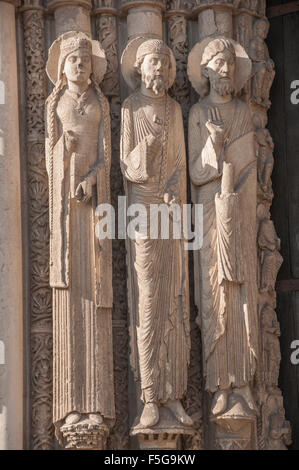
[261,304,281,393]
[45,31,114,449]
[120,38,192,429]
[253,114,274,202]
[249,19,275,107]
[188,37,258,418]
[258,217,283,293]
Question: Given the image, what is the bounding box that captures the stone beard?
[120,41,191,428]
[188,38,258,417]
[45,34,114,447]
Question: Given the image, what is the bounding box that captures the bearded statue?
[120,38,192,430]
[188,37,258,418]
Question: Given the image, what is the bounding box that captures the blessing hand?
[205,107,225,145]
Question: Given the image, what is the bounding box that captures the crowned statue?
[120,38,192,429]
[45,31,114,448]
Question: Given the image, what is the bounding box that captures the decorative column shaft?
[21,1,55,449]
[94,0,130,450]
[0,0,23,450]
[194,1,234,39]
[121,0,165,40]
[166,0,203,451]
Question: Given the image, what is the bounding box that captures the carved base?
[60,420,109,450]
[211,395,258,450]
[131,406,194,450]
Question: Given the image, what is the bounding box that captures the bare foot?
[88,413,103,424]
[140,403,159,428]
[167,399,193,426]
[65,412,81,425]
[211,390,228,416]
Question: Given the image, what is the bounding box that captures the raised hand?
[75,178,93,203]
[205,107,225,145]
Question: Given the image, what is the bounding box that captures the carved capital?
[48,0,92,12]
[0,0,20,7]
[193,0,236,14]
[18,0,45,12]
[60,421,110,450]
[120,0,166,14]
[165,0,192,17]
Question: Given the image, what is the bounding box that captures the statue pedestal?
[211,396,258,450]
[131,407,194,450]
[60,419,109,450]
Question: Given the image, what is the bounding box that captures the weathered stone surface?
[45,31,115,449]
[120,37,193,447]
[0,0,23,450]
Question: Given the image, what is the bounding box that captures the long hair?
[47,75,66,233]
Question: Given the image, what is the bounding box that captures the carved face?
[255,20,269,40]
[205,48,235,97]
[63,48,92,84]
[140,53,170,95]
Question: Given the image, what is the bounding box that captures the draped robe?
[120,91,190,404]
[45,87,114,440]
[188,96,258,393]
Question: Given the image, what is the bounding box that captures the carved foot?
[88,413,103,424]
[65,412,81,425]
[166,399,193,426]
[234,385,257,414]
[211,390,228,416]
[140,403,159,428]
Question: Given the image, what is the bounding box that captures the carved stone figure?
[249,19,275,107]
[120,37,192,431]
[188,37,258,419]
[261,304,281,392]
[45,31,114,449]
[253,114,274,202]
[258,217,283,293]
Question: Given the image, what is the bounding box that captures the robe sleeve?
[188,103,222,187]
[120,98,149,184]
[215,192,244,285]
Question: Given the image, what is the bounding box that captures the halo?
[46,31,107,85]
[187,36,252,96]
[121,36,176,91]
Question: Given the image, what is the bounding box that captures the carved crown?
[61,37,92,56]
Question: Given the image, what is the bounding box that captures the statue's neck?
[67,80,89,95]
[209,88,233,104]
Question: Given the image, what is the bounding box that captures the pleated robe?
[188,96,258,393]
[45,87,114,442]
[120,91,190,404]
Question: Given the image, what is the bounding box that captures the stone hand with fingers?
[205,107,225,147]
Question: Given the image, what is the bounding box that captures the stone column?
[94,1,130,450]
[0,0,23,450]
[121,0,165,40]
[193,1,234,40]
[48,0,92,37]
[20,0,55,449]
